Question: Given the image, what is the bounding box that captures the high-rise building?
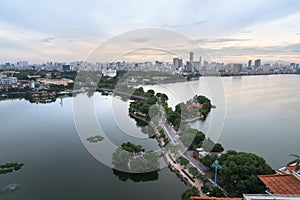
[290,63,296,70]
[263,64,270,72]
[178,59,183,68]
[173,58,179,68]
[185,61,195,72]
[254,59,261,68]
[173,58,183,69]
[232,64,243,73]
[190,52,194,63]
[248,60,252,68]
[199,56,202,66]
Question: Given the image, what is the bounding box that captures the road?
[158,104,225,192]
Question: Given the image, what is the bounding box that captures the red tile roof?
[190,197,242,200]
[258,174,300,195]
[188,103,203,109]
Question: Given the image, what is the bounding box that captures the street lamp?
[212,160,221,187]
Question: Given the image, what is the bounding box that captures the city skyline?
[0,0,300,63]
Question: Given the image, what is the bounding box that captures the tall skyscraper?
[173,58,183,69]
[190,52,194,63]
[248,60,252,68]
[178,59,183,68]
[199,56,202,66]
[254,59,261,68]
[173,58,179,68]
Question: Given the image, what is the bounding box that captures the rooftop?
[243,194,300,200]
[258,174,300,195]
[190,197,242,200]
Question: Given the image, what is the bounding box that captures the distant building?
[0,77,17,85]
[254,59,261,68]
[178,59,183,69]
[190,52,194,63]
[38,78,74,86]
[102,69,117,77]
[232,64,243,73]
[263,64,270,72]
[5,63,11,69]
[248,60,252,68]
[199,56,202,66]
[173,58,179,68]
[62,64,71,71]
[185,61,195,73]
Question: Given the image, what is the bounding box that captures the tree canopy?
[201,150,273,197]
[179,126,205,150]
[121,142,145,153]
[181,187,200,200]
[113,143,159,173]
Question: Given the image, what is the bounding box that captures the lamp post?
[212,160,221,187]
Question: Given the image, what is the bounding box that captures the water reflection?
[112,169,159,182]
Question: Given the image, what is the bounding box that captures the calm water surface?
[0,75,299,200]
[144,75,300,169]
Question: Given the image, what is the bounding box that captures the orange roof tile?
[258,174,300,195]
[190,197,242,200]
[188,103,203,109]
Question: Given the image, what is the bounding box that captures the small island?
[86,135,104,143]
[0,162,24,175]
[112,142,160,173]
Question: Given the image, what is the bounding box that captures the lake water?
[0,94,186,200]
[0,75,299,200]
[144,75,300,169]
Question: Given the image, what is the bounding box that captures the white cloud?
[0,0,300,63]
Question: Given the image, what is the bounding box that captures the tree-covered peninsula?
[112,142,160,173]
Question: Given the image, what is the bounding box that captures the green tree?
[181,187,200,200]
[179,126,205,150]
[178,156,189,168]
[211,143,224,153]
[121,142,145,153]
[112,148,130,169]
[201,154,218,169]
[218,150,273,197]
[189,167,199,177]
[208,187,224,197]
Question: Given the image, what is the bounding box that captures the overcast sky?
[0,0,300,63]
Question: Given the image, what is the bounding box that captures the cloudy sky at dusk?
[0,0,300,63]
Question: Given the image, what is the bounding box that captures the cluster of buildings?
[0,71,18,87]
[0,56,299,77]
[173,52,203,75]
[173,53,299,75]
[0,60,174,72]
[0,71,73,92]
